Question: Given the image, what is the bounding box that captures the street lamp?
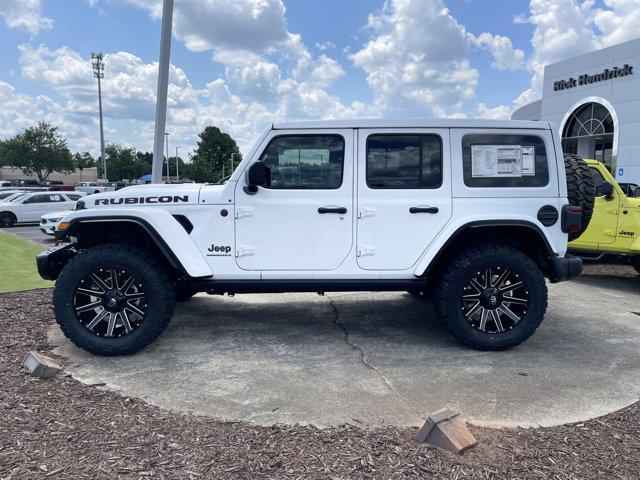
[164,132,170,181]
[91,52,107,182]
[151,0,174,183]
[175,146,180,182]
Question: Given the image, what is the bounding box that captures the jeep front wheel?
[52,244,176,355]
[434,244,548,351]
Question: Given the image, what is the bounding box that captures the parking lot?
[8,225,640,429]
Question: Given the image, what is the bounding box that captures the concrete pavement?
[51,272,640,428]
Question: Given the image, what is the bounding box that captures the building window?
[562,102,614,169]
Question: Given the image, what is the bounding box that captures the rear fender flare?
[413,216,559,277]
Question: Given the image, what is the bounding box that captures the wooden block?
[22,351,62,380]
[416,407,477,454]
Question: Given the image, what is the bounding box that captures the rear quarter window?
[462,134,549,188]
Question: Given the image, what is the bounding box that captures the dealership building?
[512,37,640,183]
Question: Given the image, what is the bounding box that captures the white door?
[20,193,69,222]
[235,130,354,271]
[356,129,452,270]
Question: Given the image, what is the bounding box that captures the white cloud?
[350,0,479,116]
[472,33,525,71]
[315,42,335,51]
[476,102,511,119]
[308,55,345,87]
[0,0,52,35]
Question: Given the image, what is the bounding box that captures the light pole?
[164,132,170,182]
[91,52,107,182]
[230,152,237,174]
[175,146,180,182]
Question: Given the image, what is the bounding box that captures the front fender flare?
[56,208,213,279]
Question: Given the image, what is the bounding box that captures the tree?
[98,144,150,182]
[189,126,241,183]
[0,123,74,181]
[73,152,96,170]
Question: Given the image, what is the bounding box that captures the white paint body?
[62,119,570,280]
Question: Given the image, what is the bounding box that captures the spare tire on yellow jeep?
[564,153,596,241]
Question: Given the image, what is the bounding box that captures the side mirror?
[244,162,270,195]
[597,181,614,200]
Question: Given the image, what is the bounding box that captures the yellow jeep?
[569,159,640,272]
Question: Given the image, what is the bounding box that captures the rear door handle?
[410,206,439,214]
[318,207,347,214]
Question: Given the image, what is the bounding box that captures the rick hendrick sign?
[554,64,633,91]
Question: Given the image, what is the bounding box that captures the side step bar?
[191,279,426,295]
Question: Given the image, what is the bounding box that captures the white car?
[0,191,85,227]
[40,210,73,236]
[39,119,592,355]
[74,182,111,194]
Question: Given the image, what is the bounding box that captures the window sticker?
[471,145,535,178]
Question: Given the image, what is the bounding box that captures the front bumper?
[549,254,583,283]
[36,243,76,280]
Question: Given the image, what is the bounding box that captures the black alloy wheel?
[461,267,528,334]
[74,268,147,338]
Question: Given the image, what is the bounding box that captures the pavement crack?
[326,295,420,416]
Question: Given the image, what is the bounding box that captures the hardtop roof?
[273,118,551,130]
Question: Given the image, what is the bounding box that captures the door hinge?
[236,245,255,257]
[357,245,375,257]
[235,207,255,219]
[357,207,376,219]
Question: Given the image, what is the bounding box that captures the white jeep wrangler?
[38,119,592,356]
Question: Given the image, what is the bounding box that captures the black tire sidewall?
[0,212,15,227]
[53,245,175,355]
[436,247,547,350]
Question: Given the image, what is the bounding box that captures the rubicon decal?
[94,195,189,205]
[207,244,232,257]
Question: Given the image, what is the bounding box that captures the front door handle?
[318,207,347,214]
[410,206,439,214]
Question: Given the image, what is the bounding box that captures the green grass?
[0,232,53,293]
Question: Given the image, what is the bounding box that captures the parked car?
[106,181,127,190]
[38,119,593,356]
[40,210,73,236]
[74,182,110,194]
[0,191,86,227]
[40,180,64,187]
[49,185,76,191]
[12,179,41,187]
[1,181,11,187]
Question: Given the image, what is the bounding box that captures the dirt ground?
[1,266,639,479]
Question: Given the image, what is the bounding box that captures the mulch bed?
[1,282,639,479]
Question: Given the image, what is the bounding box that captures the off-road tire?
[433,244,548,351]
[564,153,596,241]
[0,212,16,228]
[632,256,640,275]
[53,243,176,355]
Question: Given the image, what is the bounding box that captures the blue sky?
[0,0,637,156]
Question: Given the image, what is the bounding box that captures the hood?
[42,210,73,220]
[83,183,206,209]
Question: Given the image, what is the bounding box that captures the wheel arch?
[48,211,212,280]
[418,220,558,281]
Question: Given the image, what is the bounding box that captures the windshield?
[8,193,28,202]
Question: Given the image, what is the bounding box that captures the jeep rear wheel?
[434,244,548,351]
[53,244,176,355]
[564,153,596,241]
